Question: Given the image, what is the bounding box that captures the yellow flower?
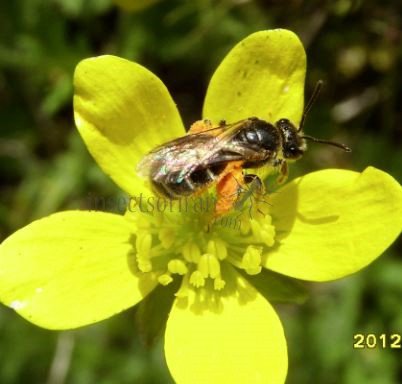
[1,29,402,384]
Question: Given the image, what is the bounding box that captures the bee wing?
[136,134,217,179]
[173,119,251,178]
[136,119,249,182]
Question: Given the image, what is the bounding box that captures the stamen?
[214,277,226,291]
[207,239,228,260]
[240,217,251,235]
[136,232,152,254]
[182,242,201,263]
[128,194,278,295]
[135,232,154,272]
[190,271,205,288]
[136,253,152,273]
[249,218,275,247]
[168,259,188,275]
[198,254,221,279]
[158,273,173,286]
[241,245,263,275]
[175,274,190,298]
[158,228,176,249]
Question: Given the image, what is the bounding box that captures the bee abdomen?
[151,163,226,199]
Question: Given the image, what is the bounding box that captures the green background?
[0,0,401,383]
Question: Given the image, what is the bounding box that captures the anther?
[241,245,263,275]
[158,274,173,286]
[159,228,176,249]
[168,259,188,275]
[198,254,221,279]
[182,242,201,263]
[190,271,205,288]
[214,277,226,291]
[207,239,228,260]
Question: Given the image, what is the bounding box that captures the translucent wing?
[136,119,251,182]
[137,134,218,180]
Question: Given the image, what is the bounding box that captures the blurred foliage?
[0,0,401,383]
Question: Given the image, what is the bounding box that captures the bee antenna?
[299,80,323,132]
[301,134,352,152]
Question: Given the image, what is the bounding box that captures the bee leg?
[219,119,226,126]
[243,173,272,218]
[275,159,288,184]
[243,174,264,194]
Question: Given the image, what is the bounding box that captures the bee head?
[276,118,306,160]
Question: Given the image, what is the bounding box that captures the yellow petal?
[203,29,306,125]
[265,167,402,281]
[165,269,287,383]
[0,211,157,329]
[74,55,184,196]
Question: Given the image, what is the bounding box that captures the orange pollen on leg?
[188,119,213,134]
[214,161,244,216]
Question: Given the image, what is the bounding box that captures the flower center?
[127,193,276,294]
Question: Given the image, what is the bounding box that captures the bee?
[137,81,351,216]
